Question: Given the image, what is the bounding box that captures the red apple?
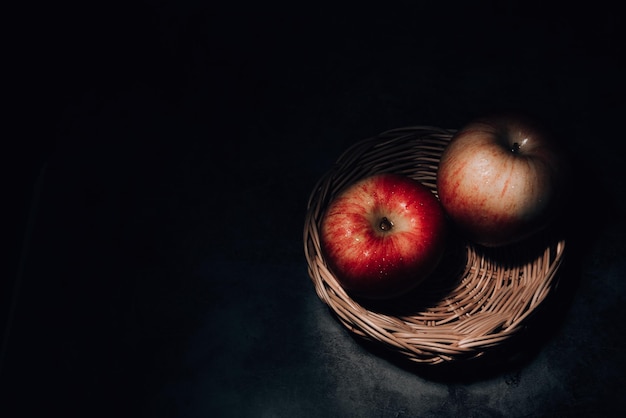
[436,114,568,247]
[320,173,447,300]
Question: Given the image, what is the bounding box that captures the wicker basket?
[303,126,566,365]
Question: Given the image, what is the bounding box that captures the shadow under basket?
[303,126,566,366]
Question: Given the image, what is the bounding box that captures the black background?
[3,1,626,416]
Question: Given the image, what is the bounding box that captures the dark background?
[3,1,626,416]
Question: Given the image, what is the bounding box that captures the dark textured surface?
[3,1,626,417]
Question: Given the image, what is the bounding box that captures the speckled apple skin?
[437,116,567,247]
[321,173,447,300]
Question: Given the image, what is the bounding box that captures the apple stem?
[379,217,393,231]
[511,142,521,153]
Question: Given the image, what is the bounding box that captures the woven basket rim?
[303,126,566,365]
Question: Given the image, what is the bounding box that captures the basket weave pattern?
[303,126,565,364]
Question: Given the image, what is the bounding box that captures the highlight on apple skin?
[436,114,569,247]
[320,173,447,300]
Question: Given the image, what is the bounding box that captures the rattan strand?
[303,126,566,364]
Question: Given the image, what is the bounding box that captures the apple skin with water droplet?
[320,173,447,300]
[436,114,569,247]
